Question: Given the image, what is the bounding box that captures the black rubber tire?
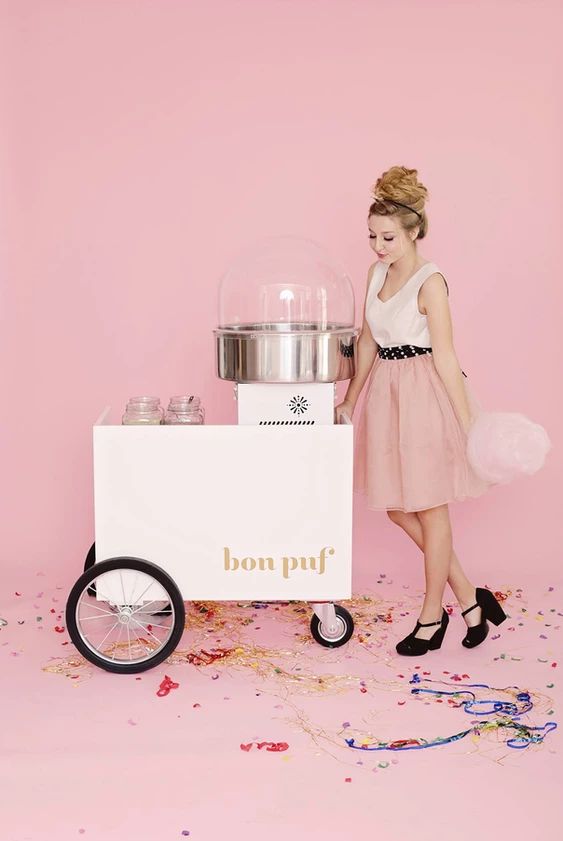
[84,541,97,596]
[310,604,354,648]
[66,556,186,674]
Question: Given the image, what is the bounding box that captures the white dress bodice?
[366,260,446,348]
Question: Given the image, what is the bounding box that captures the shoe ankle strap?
[461,603,478,617]
[418,617,443,627]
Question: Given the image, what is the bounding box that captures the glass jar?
[164,395,205,425]
[122,396,164,425]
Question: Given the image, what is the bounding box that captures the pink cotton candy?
[466,411,551,485]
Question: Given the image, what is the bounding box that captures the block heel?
[477,587,507,626]
[461,587,507,648]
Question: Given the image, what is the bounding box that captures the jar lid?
[168,395,200,407]
[127,396,161,406]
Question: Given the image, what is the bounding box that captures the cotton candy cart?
[65,237,359,673]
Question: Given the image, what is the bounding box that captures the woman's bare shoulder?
[366,261,381,286]
[420,269,449,297]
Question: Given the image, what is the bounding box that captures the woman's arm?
[419,273,473,433]
[343,265,379,411]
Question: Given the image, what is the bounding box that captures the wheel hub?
[321,617,346,640]
[117,606,134,624]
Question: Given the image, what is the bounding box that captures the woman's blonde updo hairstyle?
[369,165,429,240]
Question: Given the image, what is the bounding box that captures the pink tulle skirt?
[353,353,491,512]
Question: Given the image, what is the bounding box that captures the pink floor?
[1,567,561,841]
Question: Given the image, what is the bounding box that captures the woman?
[335,165,507,656]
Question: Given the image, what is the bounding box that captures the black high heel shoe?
[461,587,507,648]
[396,608,449,656]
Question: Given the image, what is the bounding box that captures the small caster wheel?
[310,604,354,648]
[66,556,186,673]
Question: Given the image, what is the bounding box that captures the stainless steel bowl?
[214,322,359,383]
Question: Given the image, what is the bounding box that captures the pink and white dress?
[353,260,491,512]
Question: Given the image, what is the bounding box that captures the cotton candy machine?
[214,236,359,423]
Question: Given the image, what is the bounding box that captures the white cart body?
[93,408,353,604]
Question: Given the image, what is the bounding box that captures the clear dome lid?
[217,236,355,331]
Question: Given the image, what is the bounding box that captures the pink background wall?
[1,0,561,590]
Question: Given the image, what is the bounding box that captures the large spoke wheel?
[310,604,354,648]
[66,557,186,673]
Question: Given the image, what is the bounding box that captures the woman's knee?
[417,504,452,536]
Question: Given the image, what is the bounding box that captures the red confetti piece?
[54,626,65,633]
[552,663,557,668]
[156,675,179,697]
[345,777,352,782]
[184,647,233,666]
[240,741,289,752]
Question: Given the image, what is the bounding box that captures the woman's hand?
[334,400,355,424]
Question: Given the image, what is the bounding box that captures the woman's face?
[367,214,417,264]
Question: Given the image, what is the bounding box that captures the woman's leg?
[387,508,480,635]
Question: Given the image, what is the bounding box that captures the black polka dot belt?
[378,345,432,359]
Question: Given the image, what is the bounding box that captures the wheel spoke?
[79,601,118,617]
[130,616,168,648]
[95,620,121,651]
[128,578,155,606]
[111,621,125,661]
[131,619,173,631]
[130,599,166,616]
[80,613,121,622]
[126,621,132,661]
[119,571,127,606]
